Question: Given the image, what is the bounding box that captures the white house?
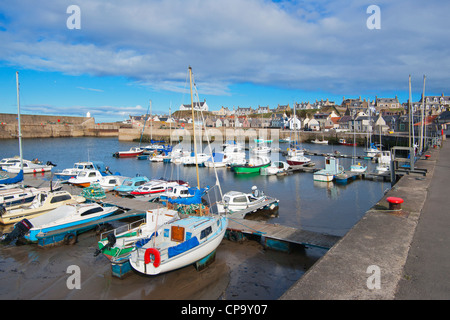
[308,118,321,131]
[288,116,302,130]
[179,100,209,111]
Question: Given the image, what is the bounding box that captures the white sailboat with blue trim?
[129,66,228,276]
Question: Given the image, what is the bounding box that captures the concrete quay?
[281,141,448,300]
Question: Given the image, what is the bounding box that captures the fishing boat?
[231,156,270,174]
[96,207,180,261]
[216,186,270,214]
[113,147,144,158]
[0,190,85,225]
[22,203,119,242]
[313,156,344,182]
[6,159,55,174]
[68,169,108,188]
[113,176,150,196]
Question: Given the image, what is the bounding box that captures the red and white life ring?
[144,248,161,267]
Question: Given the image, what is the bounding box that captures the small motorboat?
[6,159,55,174]
[0,157,22,170]
[98,175,128,192]
[338,139,357,146]
[113,176,150,196]
[216,186,270,214]
[0,190,85,225]
[261,161,290,175]
[350,163,367,173]
[54,161,110,180]
[68,169,107,188]
[0,186,55,207]
[22,202,119,242]
[113,147,144,158]
[130,179,188,197]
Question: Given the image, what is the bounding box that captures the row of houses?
[180,93,450,116]
[129,108,440,135]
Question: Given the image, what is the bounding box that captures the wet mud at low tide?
[0,226,325,300]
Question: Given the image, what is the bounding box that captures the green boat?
[231,156,270,174]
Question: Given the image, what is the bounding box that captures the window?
[233,196,248,203]
[200,226,212,239]
[50,194,71,203]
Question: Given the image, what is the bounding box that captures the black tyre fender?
[64,233,77,245]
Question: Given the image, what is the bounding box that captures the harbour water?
[0,137,389,300]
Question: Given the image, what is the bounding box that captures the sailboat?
[364,110,381,157]
[350,117,367,173]
[127,67,228,276]
[286,103,311,166]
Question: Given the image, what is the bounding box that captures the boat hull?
[26,210,115,242]
[286,159,309,166]
[313,172,334,182]
[129,216,227,275]
[232,163,269,174]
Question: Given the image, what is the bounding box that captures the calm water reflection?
[0,137,389,237]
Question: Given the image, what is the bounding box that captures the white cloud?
[1,0,449,97]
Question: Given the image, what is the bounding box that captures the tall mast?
[189,66,200,191]
[408,75,412,150]
[149,99,152,142]
[419,75,426,154]
[16,72,23,171]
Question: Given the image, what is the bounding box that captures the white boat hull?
[313,173,334,182]
[129,216,227,275]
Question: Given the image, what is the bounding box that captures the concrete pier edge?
[281,143,442,300]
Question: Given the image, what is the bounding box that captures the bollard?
[387,197,404,210]
[425,154,431,160]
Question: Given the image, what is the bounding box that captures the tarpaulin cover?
[168,236,200,258]
[0,170,23,185]
[135,232,158,248]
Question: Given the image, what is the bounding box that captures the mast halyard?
[16,72,23,172]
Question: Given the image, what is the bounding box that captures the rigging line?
[191,75,223,200]
[226,217,267,235]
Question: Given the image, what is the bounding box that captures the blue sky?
[0,0,449,122]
